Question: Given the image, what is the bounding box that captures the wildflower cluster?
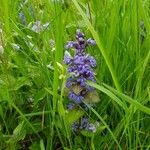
[64,29,99,133]
[71,116,99,133]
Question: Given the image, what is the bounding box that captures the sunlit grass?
[0,0,150,149]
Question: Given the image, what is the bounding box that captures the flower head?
[64,29,98,133]
[64,29,97,105]
[64,51,73,65]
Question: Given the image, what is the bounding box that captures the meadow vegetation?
[0,0,150,149]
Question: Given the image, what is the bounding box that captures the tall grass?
[0,0,150,149]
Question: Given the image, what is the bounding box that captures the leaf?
[57,101,65,117]
[26,121,42,134]
[0,105,3,117]
[71,0,121,91]
[12,103,39,137]
[13,77,32,91]
[104,83,150,115]
[29,142,40,150]
[40,139,45,150]
[87,81,127,110]
[65,109,84,125]
[12,121,26,142]
[64,147,71,150]
[34,89,46,105]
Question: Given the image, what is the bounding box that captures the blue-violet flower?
[64,29,97,106]
[64,29,98,133]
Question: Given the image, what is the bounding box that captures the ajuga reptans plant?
[64,29,100,133]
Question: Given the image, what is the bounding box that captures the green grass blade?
[72,0,121,92]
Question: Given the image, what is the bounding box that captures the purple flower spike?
[87,55,97,67]
[64,51,72,64]
[76,29,85,38]
[64,29,98,133]
[69,92,84,104]
[80,117,89,129]
[72,122,79,133]
[77,76,86,86]
[65,41,75,49]
[87,38,96,45]
[64,29,97,105]
[66,77,74,88]
[67,103,75,110]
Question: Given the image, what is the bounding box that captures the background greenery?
[0,0,150,149]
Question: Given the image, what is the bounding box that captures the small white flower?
[31,21,50,33]
[31,21,42,33]
[87,123,96,133]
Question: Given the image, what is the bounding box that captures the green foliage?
[0,0,150,149]
[65,109,84,125]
